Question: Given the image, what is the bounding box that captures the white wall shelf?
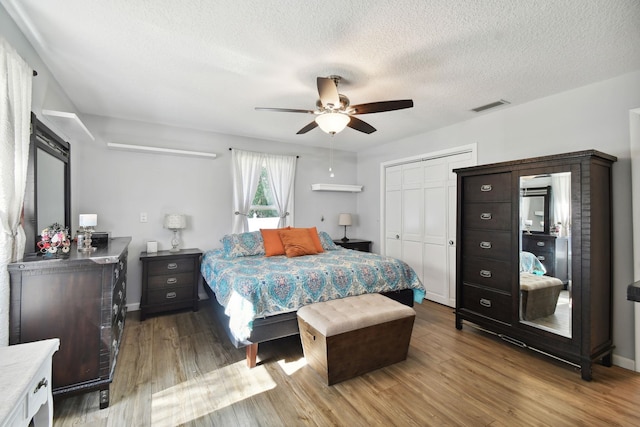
[42,109,95,142]
[311,183,363,192]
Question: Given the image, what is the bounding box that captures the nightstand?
[333,239,372,252]
[139,248,202,320]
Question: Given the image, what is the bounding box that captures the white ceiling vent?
[471,99,511,113]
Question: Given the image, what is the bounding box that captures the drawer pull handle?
[167,263,178,270]
[480,270,492,278]
[480,298,492,308]
[537,256,545,261]
[479,241,492,249]
[480,213,492,220]
[166,277,178,285]
[536,241,545,247]
[34,378,48,394]
[166,291,177,299]
[480,184,493,192]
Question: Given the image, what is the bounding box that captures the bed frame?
[202,277,415,368]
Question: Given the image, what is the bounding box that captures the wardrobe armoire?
[454,150,616,380]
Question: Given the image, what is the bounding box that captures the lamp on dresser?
[164,213,186,252]
[338,213,352,242]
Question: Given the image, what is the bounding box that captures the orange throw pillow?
[261,227,290,256]
[304,227,324,253]
[279,228,318,258]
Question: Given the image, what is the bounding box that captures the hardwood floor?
[53,300,640,426]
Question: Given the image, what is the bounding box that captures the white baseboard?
[125,293,209,313]
[613,354,635,371]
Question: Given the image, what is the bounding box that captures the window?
[231,149,296,233]
[247,166,280,231]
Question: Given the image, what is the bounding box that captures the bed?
[201,229,425,367]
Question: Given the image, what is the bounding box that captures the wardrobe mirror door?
[519,172,572,338]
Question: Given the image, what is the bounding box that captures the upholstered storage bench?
[297,293,416,385]
[520,273,564,321]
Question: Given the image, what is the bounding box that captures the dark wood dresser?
[8,237,131,408]
[139,248,202,320]
[333,239,372,252]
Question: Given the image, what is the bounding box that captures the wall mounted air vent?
[471,99,510,113]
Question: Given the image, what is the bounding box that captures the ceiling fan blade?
[347,116,376,134]
[255,107,315,114]
[350,99,414,115]
[296,121,319,134]
[317,77,340,108]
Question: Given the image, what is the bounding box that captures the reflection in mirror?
[519,172,572,338]
[36,148,66,227]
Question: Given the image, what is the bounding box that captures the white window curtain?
[265,153,296,228]
[231,149,264,233]
[552,172,572,237]
[0,38,33,346]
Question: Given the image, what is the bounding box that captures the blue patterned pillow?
[318,231,339,250]
[221,231,265,258]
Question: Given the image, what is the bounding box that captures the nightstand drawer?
[147,286,194,305]
[147,258,195,275]
[147,272,194,289]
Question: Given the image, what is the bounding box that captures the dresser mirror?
[519,172,572,338]
[23,114,71,255]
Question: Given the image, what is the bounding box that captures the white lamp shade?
[315,112,350,134]
[338,213,352,226]
[164,214,187,229]
[79,214,97,227]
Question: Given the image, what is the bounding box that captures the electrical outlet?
[140,212,148,223]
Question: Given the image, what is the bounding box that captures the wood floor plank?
[52,300,640,426]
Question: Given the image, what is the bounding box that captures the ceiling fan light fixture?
[315,112,350,135]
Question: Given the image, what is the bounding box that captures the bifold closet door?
[384,151,474,307]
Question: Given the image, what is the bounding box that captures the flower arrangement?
[37,223,71,255]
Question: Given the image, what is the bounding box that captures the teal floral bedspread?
[201,248,425,340]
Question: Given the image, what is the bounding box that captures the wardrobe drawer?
[522,235,556,254]
[462,285,511,324]
[147,272,194,290]
[147,258,195,275]
[463,202,512,231]
[463,173,511,202]
[462,257,512,293]
[462,230,512,261]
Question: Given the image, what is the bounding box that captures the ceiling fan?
[255,76,414,135]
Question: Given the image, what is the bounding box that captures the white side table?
[0,339,60,427]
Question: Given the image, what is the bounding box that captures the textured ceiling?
[3,0,640,152]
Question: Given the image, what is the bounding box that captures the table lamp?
[78,214,97,252]
[164,214,186,252]
[338,213,352,242]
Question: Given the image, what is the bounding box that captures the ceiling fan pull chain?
[329,139,335,178]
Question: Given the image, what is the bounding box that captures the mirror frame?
[520,185,551,234]
[23,113,71,255]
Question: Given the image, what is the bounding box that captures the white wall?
[73,116,358,307]
[356,70,640,364]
